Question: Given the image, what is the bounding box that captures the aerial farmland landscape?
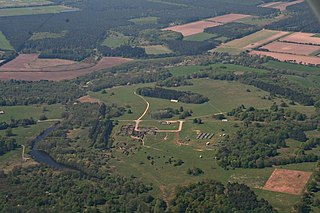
[0,0,320,212]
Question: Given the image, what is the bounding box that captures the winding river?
[28,124,66,169]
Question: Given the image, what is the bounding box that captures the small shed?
[0,110,4,114]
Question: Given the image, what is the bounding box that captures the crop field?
[163,21,222,37]
[263,169,312,195]
[129,16,158,25]
[206,13,251,23]
[0,0,53,8]
[213,29,289,54]
[279,32,320,45]
[143,45,172,55]
[101,31,131,49]
[251,51,320,65]
[261,41,320,56]
[259,0,305,11]
[183,32,218,41]
[0,31,13,51]
[0,5,78,17]
[0,54,133,81]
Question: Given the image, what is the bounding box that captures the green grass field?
[265,61,320,73]
[169,63,269,77]
[213,29,288,54]
[30,31,67,41]
[184,32,218,41]
[0,0,52,8]
[110,131,317,212]
[0,104,64,122]
[0,5,78,17]
[129,16,158,25]
[101,31,131,49]
[143,45,172,55]
[0,31,14,50]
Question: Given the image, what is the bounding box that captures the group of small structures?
[118,124,157,139]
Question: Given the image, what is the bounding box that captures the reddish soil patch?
[0,55,132,81]
[280,32,320,45]
[250,50,320,65]
[77,95,100,104]
[163,20,222,36]
[261,41,320,56]
[206,13,251,23]
[263,169,311,195]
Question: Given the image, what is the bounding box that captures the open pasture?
[261,41,320,56]
[251,50,320,65]
[129,16,158,25]
[183,32,218,41]
[143,45,172,55]
[0,31,14,51]
[163,21,222,37]
[0,5,78,17]
[0,0,52,8]
[213,29,289,54]
[206,13,251,23]
[0,54,132,81]
[279,32,320,45]
[101,31,131,49]
[263,169,312,195]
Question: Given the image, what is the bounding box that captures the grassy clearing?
[30,31,67,41]
[129,16,158,25]
[0,104,64,122]
[110,131,316,211]
[184,32,218,41]
[0,31,14,51]
[0,5,78,17]
[169,63,269,77]
[265,61,320,73]
[91,78,275,121]
[237,16,282,26]
[101,31,131,49]
[143,45,172,55]
[0,0,52,8]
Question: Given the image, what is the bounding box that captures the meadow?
[0,5,78,17]
[0,31,14,51]
[184,32,218,42]
[143,45,172,55]
[129,16,158,25]
[101,31,131,49]
[0,0,52,8]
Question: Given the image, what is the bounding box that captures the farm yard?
[0,54,133,80]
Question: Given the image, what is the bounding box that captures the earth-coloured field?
[251,50,320,65]
[263,169,312,195]
[77,95,101,104]
[279,32,320,45]
[163,13,250,37]
[0,54,132,81]
[261,41,320,56]
[206,13,251,23]
[163,21,222,36]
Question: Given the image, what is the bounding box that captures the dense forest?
[171,180,276,213]
[0,136,17,156]
[137,87,209,104]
